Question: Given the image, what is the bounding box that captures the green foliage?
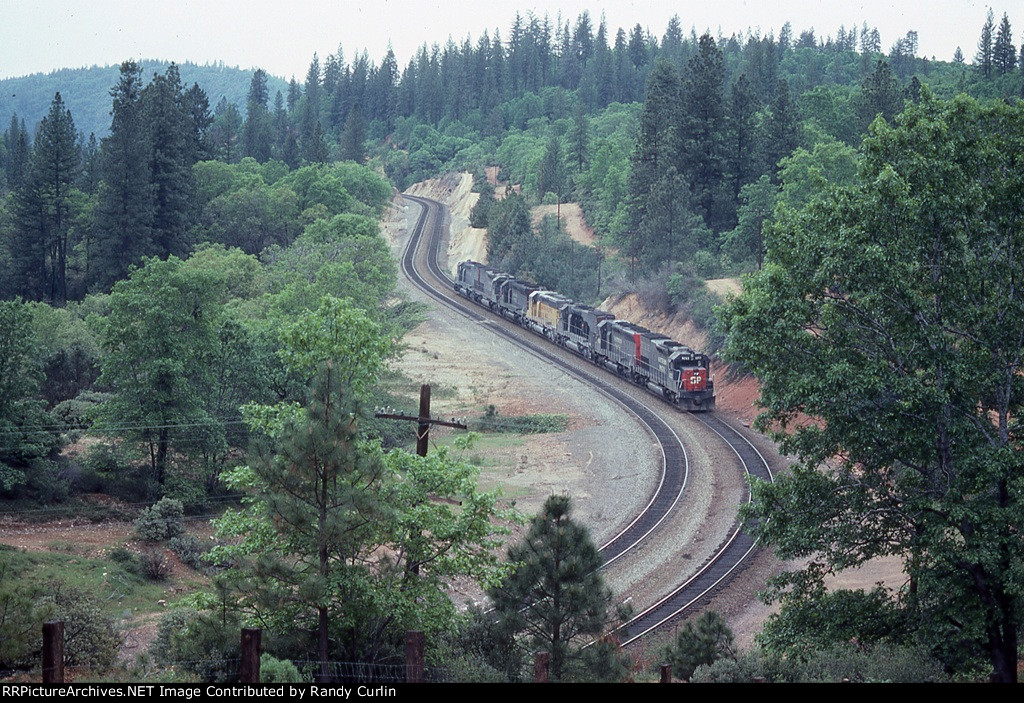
[692,643,949,683]
[260,653,303,683]
[153,607,241,682]
[206,342,515,670]
[95,256,225,489]
[757,585,909,655]
[263,216,397,321]
[475,405,570,434]
[488,495,626,681]
[0,61,286,144]
[134,497,185,542]
[0,551,122,671]
[0,299,63,499]
[140,548,172,581]
[168,535,205,570]
[107,546,142,576]
[664,610,736,681]
[721,93,1024,681]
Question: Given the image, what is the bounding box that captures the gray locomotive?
[455,260,715,411]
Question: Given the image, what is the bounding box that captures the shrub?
[260,654,303,683]
[476,405,569,434]
[153,608,240,682]
[168,535,204,570]
[134,498,185,542]
[664,610,736,681]
[691,644,950,683]
[140,549,171,581]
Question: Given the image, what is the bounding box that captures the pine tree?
[679,33,727,232]
[725,73,759,204]
[11,92,80,303]
[338,105,366,163]
[182,82,213,162]
[627,60,682,271]
[246,363,387,680]
[488,495,622,681]
[976,9,995,79]
[537,132,564,198]
[994,13,1016,75]
[857,60,904,130]
[4,115,30,191]
[242,69,273,162]
[664,611,736,681]
[91,60,154,290]
[142,65,194,260]
[567,103,589,179]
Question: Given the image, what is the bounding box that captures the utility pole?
[375,384,467,457]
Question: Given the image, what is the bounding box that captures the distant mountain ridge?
[1,60,289,139]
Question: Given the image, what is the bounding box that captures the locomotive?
[454,260,715,412]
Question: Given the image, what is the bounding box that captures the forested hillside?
[0,61,289,140]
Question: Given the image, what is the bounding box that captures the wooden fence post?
[534,651,549,683]
[660,664,673,683]
[405,630,424,683]
[240,628,262,684]
[42,621,64,684]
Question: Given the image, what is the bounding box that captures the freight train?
[454,260,715,412]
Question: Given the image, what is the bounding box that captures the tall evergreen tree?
[488,495,623,682]
[242,69,273,162]
[627,60,681,241]
[92,60,154,290]
[11,93,80,303]
[181,82,213,162]
[857,60,904,131]
[567,103,589,178]
[679,33,728,232]
[537,132,564,197]
[725,73,759,204]
[994,13,1016,75]
[976,9,995,79]
[761,78,800,178]
[142,65,194,260]
[4,115,30,191]
[338,105,366,163]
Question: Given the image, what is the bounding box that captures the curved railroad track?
[400,193,773,644]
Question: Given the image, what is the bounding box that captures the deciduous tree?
[721,93,1024,682]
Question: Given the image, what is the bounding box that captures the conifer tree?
[92,60,154,290]
[242,69,273,162]
[4,115,30,191]
[628,60,681,229]
[338,105,366,163]
[679,34,728,231]
[143,65,194,260]
[537,132,564,198]
[994,13,1016,75]
[10,93,80,303]
[246,362,387,681]
[488,495,623,681]
[976,9,995,79]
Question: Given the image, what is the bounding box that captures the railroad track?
[400,193,773,644]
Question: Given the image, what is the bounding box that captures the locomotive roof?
[530,290,574,307]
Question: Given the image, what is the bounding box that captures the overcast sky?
[0,1,1002,81]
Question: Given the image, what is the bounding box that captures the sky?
[0,0,1001,81]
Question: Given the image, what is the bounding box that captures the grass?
[0,541,207,618]
[475,405,571,434]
